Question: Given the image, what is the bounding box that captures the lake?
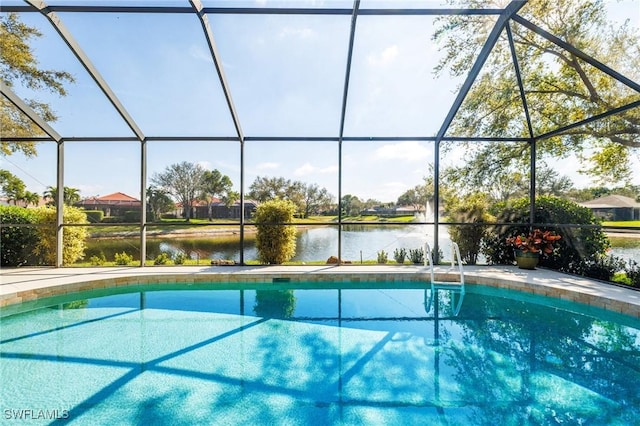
[84,225,640,265]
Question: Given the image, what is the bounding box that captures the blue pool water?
[1,282,639,425]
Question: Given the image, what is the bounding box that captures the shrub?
[483,196,609,274]
[114,251,133,265]
[0,206,38,266]
[174,252,188,265]
[409,247,424,264]
[573,254,626,281]
[254,199,297,264]
[32,206,88,266]
[83,210,104,223]
[626,260,640,288]
[154,252,171,265]
[393,248,406,264]
[89,252,106,266]
[446,192,494,265]
[124,210,141,223]
[101,216,125,223]
[377,250,388,264]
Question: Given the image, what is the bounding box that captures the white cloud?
[367,45,399,66]
[374,141,430,162]
[294,163,338,176]
[257,162,280,171]
[278,26,316,40]
[197,161,212,170]
[188,45,212,63]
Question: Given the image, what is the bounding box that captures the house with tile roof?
[75,192,141,217]
[579,195,640,221]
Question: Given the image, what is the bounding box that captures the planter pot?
[514,249,539,270]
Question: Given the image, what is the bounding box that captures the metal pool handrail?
[424,241,465,316]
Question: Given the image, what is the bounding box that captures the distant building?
[580,195,640,221]
[177,198,258,220]
[75,192,141,217]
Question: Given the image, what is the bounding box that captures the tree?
[0,169,42,206]
[254,199,297,264]
[248,176,291,202]
[1,13,74,156]
[248,176,334,218]
[433,0,640,186]
[300,183,333,218]
[43,185,80,207]
[340,194,363,217]
[32,205,88,265]
[200,169,233,221]
[445,192,495,265]
[0,169,26,204]
[151,161,206,222]
[146,186,174,220]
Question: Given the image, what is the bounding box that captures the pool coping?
[1,265,639,318]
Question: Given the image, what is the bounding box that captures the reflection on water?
[84,226,639,264]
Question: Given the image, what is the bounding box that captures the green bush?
[626,260,640,288]
[32,206,88,266]
[174,252,188,265]
[573,254,626,281]
[409,247,424,264]
[114,251,133,265]
[254,199,297,264]
[89,252,106,266]
[154,252,170,265]
[83,210,104,223]
[377,250,388,264]
[0,206,38,266]
[393,248,406,264]
[483,196,609,274]
[446,192,494,265]
[102,216,125,223]
[124,210,141,222]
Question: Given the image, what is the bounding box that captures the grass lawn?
[602,220,640,227]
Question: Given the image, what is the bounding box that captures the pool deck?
[1,265,639,318]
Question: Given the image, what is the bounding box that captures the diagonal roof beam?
[512,15,640,94]
[506,22,534,139]
[25,0,146,141]
[435,0,528,141]
[338,0,360,140]
[190,0,244,141]
[536,99,640,142]
[1,80,62,142]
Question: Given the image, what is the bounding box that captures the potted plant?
[506,229,561,270]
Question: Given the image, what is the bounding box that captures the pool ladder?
[423,241,465,316]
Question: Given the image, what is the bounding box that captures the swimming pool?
[1,281,639,425]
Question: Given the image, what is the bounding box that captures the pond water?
[84,226,640,265]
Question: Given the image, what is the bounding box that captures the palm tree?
[43,186,81,206]
[22,191,40,207]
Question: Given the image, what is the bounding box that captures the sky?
[1,0,639,204]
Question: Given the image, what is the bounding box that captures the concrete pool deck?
[1,265,639,318]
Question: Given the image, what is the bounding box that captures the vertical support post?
[338,140,343,261]
[529,138,536,229]
[336,0,360,263]
[56,140,64,267]
[240,138,245,265]
[433,140,440,264]
[140,139,147,267]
